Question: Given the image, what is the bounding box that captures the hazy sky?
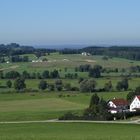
[0,0,140,45]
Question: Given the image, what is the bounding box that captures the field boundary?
[0,119,140,124]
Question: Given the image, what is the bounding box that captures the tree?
[6,80,12,88]
[121,78,129,91]
[64,83,71,91]
[116,81,122,91]
[89,65,102,78]
[55,79,63,91]
[14,78,26,91]
[80,79,97,92]
[116,78,129,91]
[22,71,30,79]
[104,81,113,91]
[38,80,47,90]
[84,94,110,120]
[50,70,60,78]
[89,93,100,108]
[42,70,49,79]
[5,71,20,79]
[48,84,55,91]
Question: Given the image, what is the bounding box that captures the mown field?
[0,53,140,139]
[1,53,140,73]
[0,92,127,121]
[0,123,140,140]
[0,53,139,121]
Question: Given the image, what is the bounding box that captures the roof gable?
[136,95,140,100]
[111,99,128,106]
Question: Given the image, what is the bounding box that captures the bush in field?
[55,79,63,91]
[80,78,97,92]
[38,80,47,90]
[48,84,55,91]
[89,65,102,78]
[6,80,12,88]
[14,78,26,91]
[104,81,113,91]
[64,83,71,91]
[50,70,60,78]
[5,71,20,79]
[116,78,129,91]
[42,70,50,79]
[59,112,81,120]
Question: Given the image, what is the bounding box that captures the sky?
[0,0,140,46]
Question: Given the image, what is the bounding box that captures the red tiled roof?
[136,95,140,100]
[111,99,128,106]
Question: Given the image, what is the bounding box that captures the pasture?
[0,77,140,92]
[0,122,140,140]
[1,53,140,73]
[0,92,127,121]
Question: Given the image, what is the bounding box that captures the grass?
[0,94,86,121]
[0,123,140,140]
[0,91,127,121]
[1,77,140,92]
[1,53,140,73]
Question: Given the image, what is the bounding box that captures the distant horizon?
[1,42,140,49]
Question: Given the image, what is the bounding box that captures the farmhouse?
[130,95,140,112]
[81,52,90,56]
[108,98,129,114]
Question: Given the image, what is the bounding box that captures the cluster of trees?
[5,78,79,92]
[79,78,129,93]
[4,78,26,91]
[10,55,29,62]
[38,79,78,91]
[83,94,111,120]
[0,43,56,59]
[75,64,91,72]
[116,78,129,91]
[80,79,97,92]
[65,73,78,79]
[0,70,60,79]
[75,64,102,78]
[82,46,140,61]
[59,94,112,121]
[76,64,140,75]
[129,66,140,73]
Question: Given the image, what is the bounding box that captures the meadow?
[0,92,127,121]
[0,53,139,121]
[0,52,140,139]
[0,122,140,140]
[1,53,140,73]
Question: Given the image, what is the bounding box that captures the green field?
[0,123,140,140]
[0,77,140,92]
[0,92,127,121]
[1,53,140,73]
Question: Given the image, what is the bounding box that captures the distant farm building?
[81,52,91,56]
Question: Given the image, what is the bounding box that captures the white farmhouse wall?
[130,96,140,112]
[108,101,117,108]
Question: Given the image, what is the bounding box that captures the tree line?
[0,70,60,79]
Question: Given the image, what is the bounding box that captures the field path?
[0,65,19,71]
[0,119,140,124]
